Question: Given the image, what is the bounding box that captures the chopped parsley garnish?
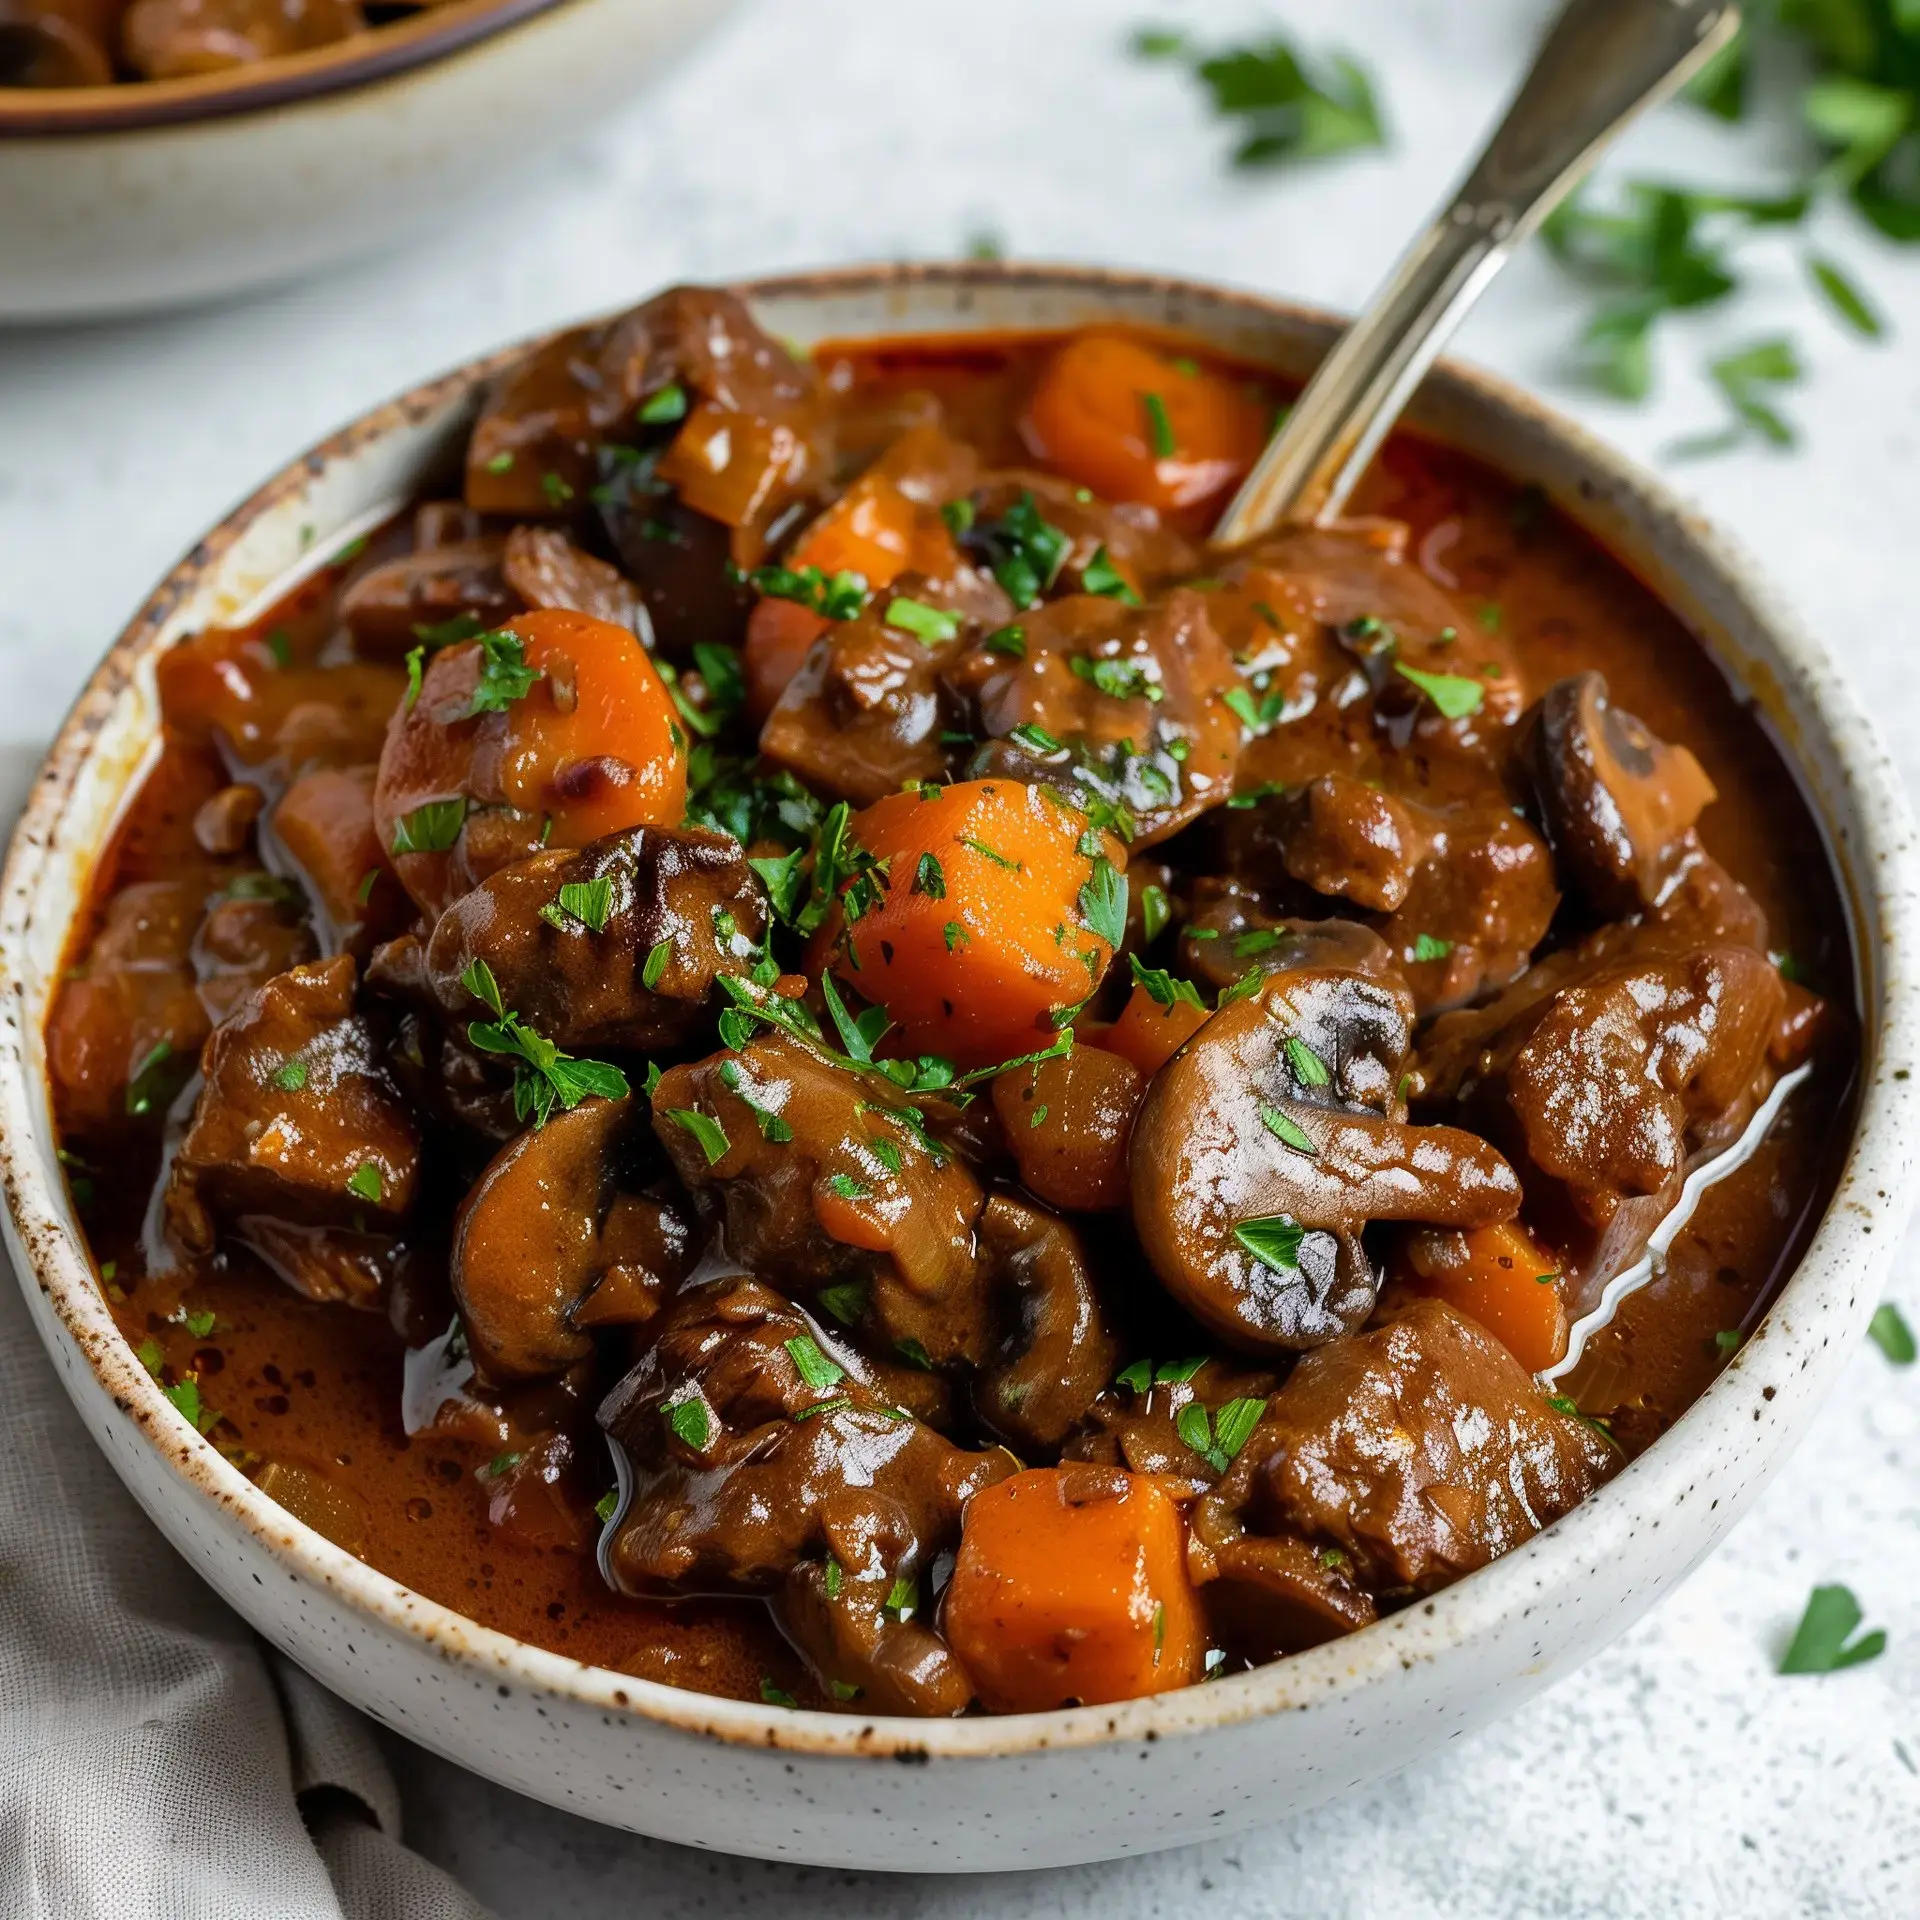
[958,835,1021,873]
[347,1163,383,1203]
[717,1059,795,1143]
[482,1450,523,1480]
[984,624,1028,659]
[1779,1584,1886,1674]
[183,1308,217,1339]
[390,797,466,856]
[823,1555,845,1597]
[1212,1397,1265,1465]
[1135,27,1386,171]
[943,920,967,953]
[825,1172,870,1200]
[817,1281,869,1327]
[638,383,689,425]
[1770,948,1810,985]
[664,1396,711,1450]
[884,597,960,646]
[883,1575,918,1618]
[165,1377,221,1435]
[641,937,673,989]
[1869,1302,1916,1366]
[464,628,543,716]
[1009,722,1064,755]
[1284,1036,1331,1088]
[759,1679,798,1709]
[1081,545,1141,604]
[483,450,515,475]
[594,1487,619,1523]
[1412,932,1454,962]
[1143,390,1177,458]
[542,876,615,934]
[969,491,1072,608]
[1810,256,1882,338]
[912,852,946,900]
[1129,952,1206,1009]
[820,973,892,1064]
[1396,661,1485,719]
[745,563,869,622]
[355,869,380,905]
[1234,1215,1306,1271]
[895,1337,934,1372]
[125,1039,177,1118]
[271,1059,309,1093]
[1223,684,1285,734]
[941,498,975,536]
[1078,856,1129,948]
[1139,883,1171,945]
[1071,652,1163,702]
[1546,1393,1624,1454]
[1257,1103,1316,1155]
[1715,1328,1743,1354]
[784,1334,846,1392]
[749,847,809,924]
[461,957,631,1127]
[668,1107,731,1166]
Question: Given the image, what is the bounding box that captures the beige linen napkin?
[0,742,493,1920]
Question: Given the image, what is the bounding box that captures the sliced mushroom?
[1130,963,1522,1352]
[424,824,766,1053]
[971,1194,1123,1455]
[1523,671,1717,916]
[451,1094,690,1384]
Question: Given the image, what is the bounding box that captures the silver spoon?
[1204,0,1798,1384]
[1212,0,1741,543]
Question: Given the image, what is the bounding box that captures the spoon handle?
[1211,0,1741,545]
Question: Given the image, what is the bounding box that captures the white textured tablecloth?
[3,0,1920,1912]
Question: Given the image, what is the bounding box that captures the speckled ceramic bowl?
[3,264,1916,1871]
[0,0,732,323]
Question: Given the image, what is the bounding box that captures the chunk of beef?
[949,588,1241,846]
[422,824,767,1053]
[190,887,319,1024]
[48,880,209,1135]
[1190,1299,1616,1658]
[758,566,1013,805]
[468,288,824,603]
[164,957,421,1308]
[597,1277,1013,1714]
[652,1032,1121,1452]
[1416,927,1788,1296]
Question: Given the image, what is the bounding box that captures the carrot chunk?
[1095,978,1212,1078]
[1401,1221,1570,1372]
[1021,333,1273,515]
[743,596,828,720]
[498,609,688,846]
[833,779,1124,1068]
[945,1466,1207,1712]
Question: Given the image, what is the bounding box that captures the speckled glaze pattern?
[0,0,732,323]
[2,265,1914,1872]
